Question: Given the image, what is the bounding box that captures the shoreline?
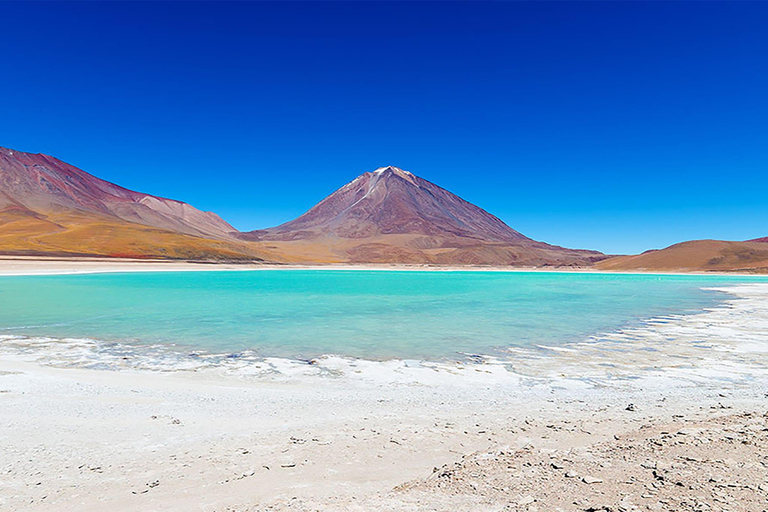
[1,255,766,277]
[1,283,765,384]
[2,342,766,511]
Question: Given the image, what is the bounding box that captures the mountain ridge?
[0,147,273,260]
[0,147,235,239]
[0,149,609,265]
[597,238,768,273]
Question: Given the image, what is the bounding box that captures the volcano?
[241,166,604,266]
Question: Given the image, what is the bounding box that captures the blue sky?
[2,2,766,254]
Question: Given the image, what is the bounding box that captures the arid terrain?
[3,146,767,272]
[0,147,275,261]
[0,148,603,266]
[266,409,768,512]
[2,356,765,512]
[598,239,768,274]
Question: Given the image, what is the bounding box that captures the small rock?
[582,476,603,484]
[626,403,636,411]
[518,495,535,505]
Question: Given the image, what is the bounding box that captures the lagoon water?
[0,270,765,366]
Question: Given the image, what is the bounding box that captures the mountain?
[4,145,763,271]
[0,150,604,266]
[240,166,605,266]
[0,147,272,260]
[597,239,768,273]
[0,147,236,238]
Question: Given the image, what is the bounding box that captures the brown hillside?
[0,207,276,261]
[597,239,768,273]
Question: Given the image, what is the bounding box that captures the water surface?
[0,270,764,362]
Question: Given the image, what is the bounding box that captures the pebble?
[582,476,603,484]
[518,495,535,505]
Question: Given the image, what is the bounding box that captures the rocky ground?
[255,410,768,512]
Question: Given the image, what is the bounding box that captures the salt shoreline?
[2,353,765,511]
[1,282,767,510]
[0,283,765,388]
[1,255,765,277]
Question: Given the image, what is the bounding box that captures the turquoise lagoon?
[0,270,764,364]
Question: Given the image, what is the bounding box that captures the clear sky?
[2,2,766,254]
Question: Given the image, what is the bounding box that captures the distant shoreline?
[1,255,767,277]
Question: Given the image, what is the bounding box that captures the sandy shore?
[0,255,753,276]
[1,262,767,511]
[0,255,597,276]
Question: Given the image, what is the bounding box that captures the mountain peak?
[373,165,410,175]
[238,165,603,265]
[244,165,528,243]
[370,165,417,185]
